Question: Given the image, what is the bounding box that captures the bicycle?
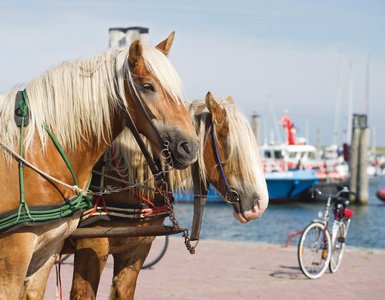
[57,235,169,269]
[297,186,354,279]
[142,235,169,269]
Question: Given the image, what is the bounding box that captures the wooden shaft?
[70,225,183,238]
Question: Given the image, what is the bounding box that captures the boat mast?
[365,56,370,121]
[347,62,354,144]
[333,51,343,146]
[270,102,283,145]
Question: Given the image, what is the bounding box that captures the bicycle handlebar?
[311,186,354,205]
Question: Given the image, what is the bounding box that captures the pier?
[46,239,385,299]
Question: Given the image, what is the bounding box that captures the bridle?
[114,62,171,185]
[189,113,241,243]
[209,121,241,213]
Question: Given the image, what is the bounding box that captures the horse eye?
[143,83,155,92]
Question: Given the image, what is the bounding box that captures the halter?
[210,122,241,213]
[114,63,171,185]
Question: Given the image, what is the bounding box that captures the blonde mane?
[0,43,183,157]
[110,99,263,197]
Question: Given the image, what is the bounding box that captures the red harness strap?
[89,195,110,217]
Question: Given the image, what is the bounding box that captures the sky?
[1,0,384,146]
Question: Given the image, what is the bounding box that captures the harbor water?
[173,176,385,249]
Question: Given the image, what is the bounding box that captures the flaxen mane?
[0,44,183,160]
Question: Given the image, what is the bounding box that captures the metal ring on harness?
[160,140,173,168]
[224,190,240,205]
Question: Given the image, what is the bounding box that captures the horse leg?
[109,242,153,300]
[19,216,81,299]
[0,233,37,299]
[21,254,57,300]
[21,241,64,300]
[70,237,109,300]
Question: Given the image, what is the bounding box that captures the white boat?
[260,113,349,183]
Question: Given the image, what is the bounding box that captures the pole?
[251,113,260,145]
[349,114,368,205]
[358,127,369,204]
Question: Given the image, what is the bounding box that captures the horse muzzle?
[168,137,199,169]
[233,197,268,223]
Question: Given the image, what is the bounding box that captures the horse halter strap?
[115,67,167,185]
[210,123,241,212]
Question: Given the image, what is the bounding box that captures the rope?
[0,140,83,194]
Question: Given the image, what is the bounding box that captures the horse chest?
[32,216,80,252]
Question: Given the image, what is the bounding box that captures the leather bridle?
[115,64,169,185]
[209,121,241,213]
[189,113,242,243]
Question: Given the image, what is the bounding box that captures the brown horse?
[0,32,198,299]
[65,92,268,299]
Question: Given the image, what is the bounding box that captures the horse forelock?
[141,45,183,104]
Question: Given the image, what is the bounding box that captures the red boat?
[376,189,385,202]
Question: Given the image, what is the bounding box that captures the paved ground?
[46,238,385,299]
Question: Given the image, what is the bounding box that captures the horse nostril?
[177,141,192,155]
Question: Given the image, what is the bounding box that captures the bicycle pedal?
[338,237,345,243]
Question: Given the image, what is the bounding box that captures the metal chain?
[2,136,202,254]
[154,182,198,254]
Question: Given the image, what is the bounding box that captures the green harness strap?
[0,90,93,233]
[16,90,33,222]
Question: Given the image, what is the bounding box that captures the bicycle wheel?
[329,220,347,273]
[298,222,331,279]
[142,235,169,269]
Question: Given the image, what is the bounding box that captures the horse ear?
[205,92,226,125]
[155,31,175,56]
[225,96,234,104]
[129,40,143,66]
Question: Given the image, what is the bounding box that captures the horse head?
[122,32,198,169]
[204,92,269,223]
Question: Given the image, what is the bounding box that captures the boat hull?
[174,170,318,203]
[265,170,319,202]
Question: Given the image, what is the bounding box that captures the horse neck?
[66,112,126,191]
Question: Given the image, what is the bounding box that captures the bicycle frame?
[298,186,353,279]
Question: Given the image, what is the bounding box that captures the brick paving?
[45,238,385,299]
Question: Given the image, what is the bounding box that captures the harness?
[77,149,172,227]
[209,122,241,213]
[189,116,241,242]
[115,62,170,186]
[71,107,239,255]
[0,66,171,234]
[0,90,93,234]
